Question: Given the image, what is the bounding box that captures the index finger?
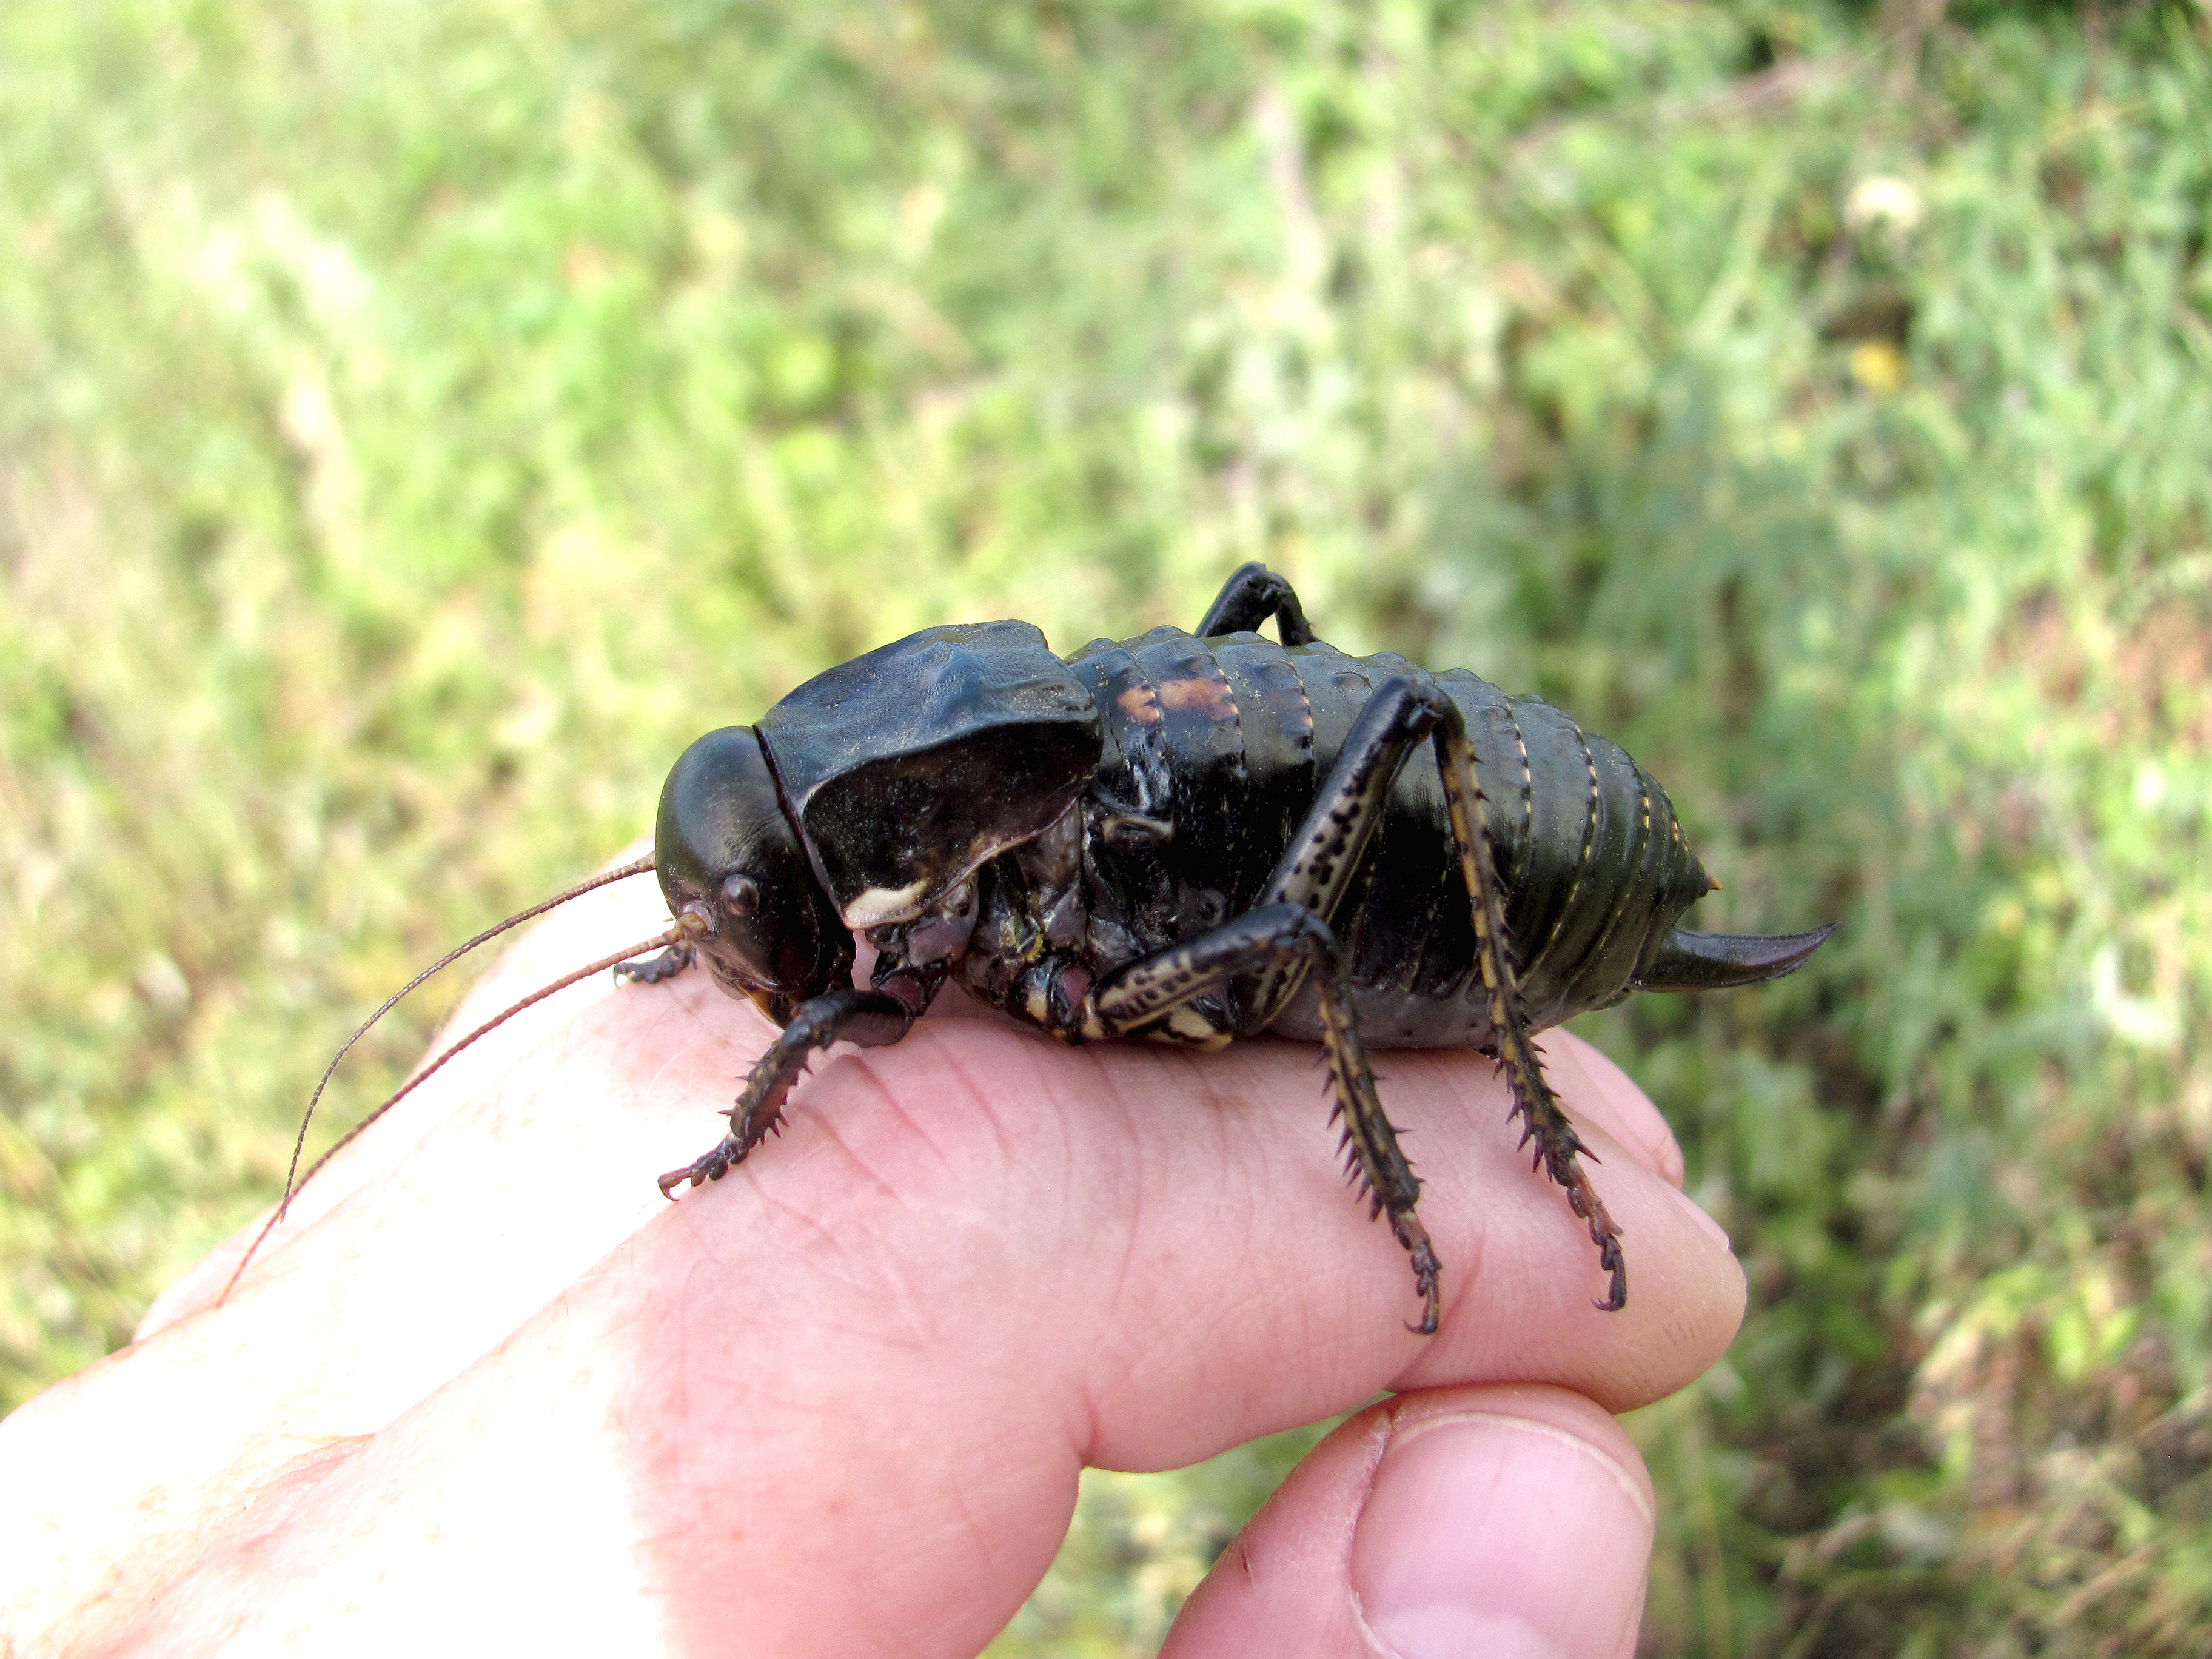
[70,948,1745,1657]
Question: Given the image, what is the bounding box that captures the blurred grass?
[2,2,2208,1652]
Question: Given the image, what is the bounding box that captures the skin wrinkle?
[1090,1290,1270,1477]
[1387,1104,1651,1404]
[1176,1056,1284,1301]
[1079,1053,1458,1470]
[1043,1050,1105,1352]
[1060,1051,1167,1463]
[779,1033,1088,1355]
[878,1028,1092,1224]
[630,1022,694,1098]
[939,1455,1009,1592]
[1069,1045,1332,1470]
[620,1215,1081,1658]
[1401,1155,1482,1355]
[947,1044,1141,1460]
[959,1014,1580,1402]
[1097,1093,1150,1396]
[1298,1178,1417,1366]
[1378,1056,1530,1373]
[642,1249,725,1491]
[979,1041,1119,1452]
[809,1053,949,1210]
[633,1244,918,1569]
[625,973,737,1096]
[1212,1178,1278,1363]
[725,1138,903,1322]
[922,1033,1031,1187]
[744,1181,934,1352]
[1208,1395,1398,1646]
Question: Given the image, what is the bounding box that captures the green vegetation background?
[2,2,2206,1651]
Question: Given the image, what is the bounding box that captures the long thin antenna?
[219,910,704,1304]
[273,853,657,1229]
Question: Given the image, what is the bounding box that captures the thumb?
[1161,1385,1654,1659]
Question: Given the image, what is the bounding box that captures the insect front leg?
[1195,561,1316,645]
[613,942,696,984]
[657,973,932,1196]
[1094,904,1443,1335]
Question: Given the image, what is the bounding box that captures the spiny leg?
[657,981,921,1195]
[1244,675,1460,1027]
[1429,712,1626,1310]
[614,942,695,985]
[1095,902,1442,1334]
[1244,671,1627,1311]
[1195,561,1316,646]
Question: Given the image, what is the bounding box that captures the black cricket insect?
[233,564,1832,1330]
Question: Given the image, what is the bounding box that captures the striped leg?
[1096,902,1443,1335]
[1424,713,1625,1309]
[1249,674,1629,1312]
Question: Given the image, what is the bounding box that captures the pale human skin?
[0,861,1744,1658]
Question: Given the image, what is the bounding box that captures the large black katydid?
[239,565,1831,1330]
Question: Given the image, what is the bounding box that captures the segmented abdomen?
[1065,627,1712,1044]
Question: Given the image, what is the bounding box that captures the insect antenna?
[218,853,667,1302]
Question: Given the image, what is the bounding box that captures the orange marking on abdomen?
[1117,684,1162,724]
[1155,674,1239,720]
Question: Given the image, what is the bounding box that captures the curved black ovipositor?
[1631,923,1837,992]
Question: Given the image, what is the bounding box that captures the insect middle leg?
[1195,561,1316,645]
[1094,902,1443,1333]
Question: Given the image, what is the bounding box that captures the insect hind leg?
[1248,671,1627,1312]
[1427,707,1627,1311]
[1095,902,1442,1335]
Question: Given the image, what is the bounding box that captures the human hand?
[0,862,1743,1657]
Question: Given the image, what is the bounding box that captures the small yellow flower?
[1849,340,1906,395]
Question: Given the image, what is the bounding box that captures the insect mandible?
[239,564,1832,1331]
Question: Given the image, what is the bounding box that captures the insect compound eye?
[720,874,761,917]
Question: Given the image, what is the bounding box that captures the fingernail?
[1667,1182,1733,1253]
[1350,1412,1654,1659]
